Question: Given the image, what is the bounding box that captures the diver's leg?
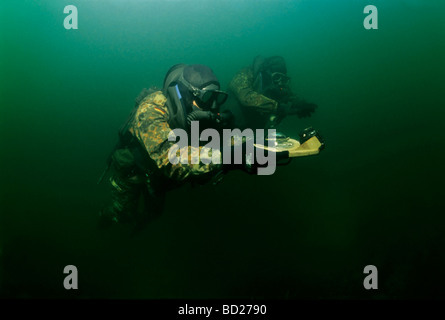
[130,176,167,234]
[98,173,145,228]
[129,178,166,235]
[142,177,166,221]
[143,182,166,222]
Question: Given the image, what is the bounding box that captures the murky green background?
[1,0,444,299]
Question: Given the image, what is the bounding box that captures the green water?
[0,0,444,299]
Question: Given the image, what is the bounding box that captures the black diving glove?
[187,110,215,127]
[277,102,293,116]
[278,100,317,118]
[216,110,234,127]
[187,110,234,128]
[292,101,317,118]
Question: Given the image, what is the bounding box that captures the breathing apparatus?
[162,64,231,132]
[252,56,291,101]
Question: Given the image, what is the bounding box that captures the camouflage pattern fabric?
[228,67,278,114]
[102,168,166,226]
[107,172,147,223]
[128,90,222,181]
[101,90,222,225]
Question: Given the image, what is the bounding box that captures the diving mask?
[179,74,228,110]
[271,72,291,86]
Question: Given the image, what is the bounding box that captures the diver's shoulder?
[229,67,254,89]
[235,67,253,77]
[140,91,167,107]
[231,67,254,83]
[135,91,169,119]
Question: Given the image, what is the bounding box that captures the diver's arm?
[130,92,222,182]
[283,95,318,118]
[229,68,278,114]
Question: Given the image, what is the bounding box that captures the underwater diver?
[97,64,269,230]
[226,55,318,130]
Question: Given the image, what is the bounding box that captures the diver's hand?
[293,102,317,118]
[186,110,215,127]
[187,110,233,128]
[277,102,293,116]
[216,110,234,127]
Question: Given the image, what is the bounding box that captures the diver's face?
[263,71,291,100]
[270,72,291,87]
[192,85,228,112]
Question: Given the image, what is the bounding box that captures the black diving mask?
[271,72,291,86]
[194,89,228,109]
[179,74,228,110]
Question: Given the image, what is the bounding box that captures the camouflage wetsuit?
[229,67,279,113]
[228,67,315,130]
[105,90,222,224]
[228,67,278,129]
